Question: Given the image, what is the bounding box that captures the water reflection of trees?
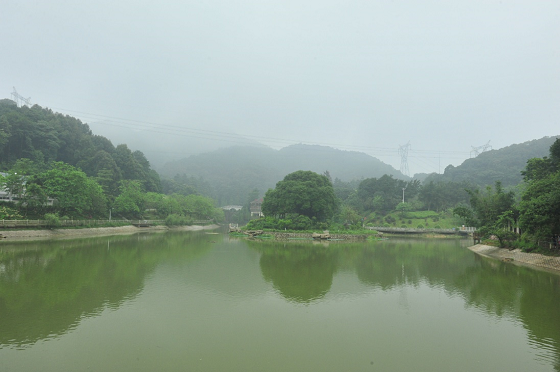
[257,243,338,303]
[251,238,560,370]
[456,256,560,371]
[253,239,475,299]
[0,232,212,347]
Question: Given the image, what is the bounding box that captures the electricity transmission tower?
[11,87,31,107]
[470,140,492,158]
[398,141,411,177]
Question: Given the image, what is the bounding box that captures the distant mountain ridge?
[422,136,558,187]
[159,144,406,205]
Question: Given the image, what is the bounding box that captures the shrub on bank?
[44,213,60,228]
[245,216,314,231]
[165,214,193,226]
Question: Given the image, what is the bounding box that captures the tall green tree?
[35,162,106,217]
[453,181,516,228]
[113,180,145,218]
[519,138,560,240]
[262,170,336,221]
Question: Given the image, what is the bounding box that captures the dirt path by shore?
[468,244,560,273]
[0,224,220,241]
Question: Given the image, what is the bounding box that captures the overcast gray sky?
[1,0,559,175]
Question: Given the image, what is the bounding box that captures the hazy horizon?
[2,1,559,175]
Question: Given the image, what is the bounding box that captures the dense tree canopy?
[0,102,225,222]
[262,170,336,222]
[519,138,560,240]
[34,162,107,217]
[354,175,420,213]
[453,181,516,228]
[0,100,161,196]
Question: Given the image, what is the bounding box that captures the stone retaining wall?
[267,232,370,240]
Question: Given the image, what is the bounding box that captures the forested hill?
[423,136,558,187]
[0,99,160,192]
[159,144,406,205]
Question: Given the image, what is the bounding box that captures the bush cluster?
[165,214,194,226]
[245,215,328,231]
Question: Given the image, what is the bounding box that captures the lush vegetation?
[451,139,560,252]
[262,171,336,222]
[245,171,465,232]
[242,140,559,253]
[0,101,224,224]
[2,99,557,246]
[518,139,560,244]
[0,99,161,197]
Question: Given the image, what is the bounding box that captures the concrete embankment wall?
[469,244,560,273]
[0,224,220,241]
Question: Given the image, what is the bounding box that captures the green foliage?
[44,213,60,227]
[35,162,107,218]
[417,224,424,229]
[0,205,22,219]
[245,217,279,230]
[419,181,471,212]
[0,103,234,223]
[337,205,362,227]
[0,101,160,198]
[519,138,560,241]
[452,204,477,227]
[356,176,418,214]
[113,180,145,218]
[164,214,193,226]
[384,215,396,224]
[453,181,516,228]
[509,238,540,253]
[262,170,336,222]
[245,215,315,231]
[396,202,411,216]
[474,211,519,248]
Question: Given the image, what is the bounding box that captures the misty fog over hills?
[87,120,268,169]
[159,144,406,205]
[157,136,557,205]
[422,136,559,187]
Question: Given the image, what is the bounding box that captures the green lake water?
[0,231,559,371]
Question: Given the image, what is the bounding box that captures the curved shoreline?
[468,244,560,274]
[0,224,220,241]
